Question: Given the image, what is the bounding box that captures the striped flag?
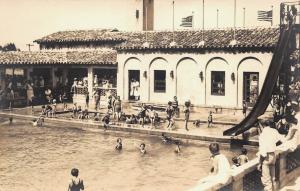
[257,10,273,22]
[180,15,193,27]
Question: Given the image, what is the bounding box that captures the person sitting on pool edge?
[140,143,146,155]
[68,168,84,191]
[115,138,122,151]
[198,142,231,185]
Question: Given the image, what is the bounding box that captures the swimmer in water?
[115,138,122,151]
[9,117,13,125]
[161,133,172,144]
[139,143,146,155]
[174,143,181,154]
[32,115,44,127]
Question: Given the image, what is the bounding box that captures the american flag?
[257,10,273,22]
[180,15,193,27]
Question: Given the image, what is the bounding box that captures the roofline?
[115,45,276,52]
[0,61,117,65]
[34,26,280,44]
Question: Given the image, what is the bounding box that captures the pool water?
[0,119,256,191]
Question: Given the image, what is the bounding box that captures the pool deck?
[0,104,273,146]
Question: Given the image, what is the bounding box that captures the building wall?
[117,51,273,108]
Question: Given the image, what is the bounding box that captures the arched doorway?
[124,57,142,101]
[176,58,200,105]
[237,57,263,107]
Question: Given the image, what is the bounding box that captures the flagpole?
[217,9,219,28]
[271,5,273,26]
[243,7,245,28]
[145,5,148,41]
[192,11,194,29]
[172,0,175,42]
[202,0,204,42]
[233,0,236,41]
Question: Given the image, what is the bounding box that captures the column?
[87,66,94,100]
[51,66,57,88]
[27,66,33,81]
[62,68,68,86]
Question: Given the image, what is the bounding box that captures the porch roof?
[0,50,117,65]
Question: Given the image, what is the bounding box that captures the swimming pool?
[0,119,256,191]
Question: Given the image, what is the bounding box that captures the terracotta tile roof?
[35,29,124,43]
[0,50,117,65]
[117,27,280,50]
[35,27,280,51]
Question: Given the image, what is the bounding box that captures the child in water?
[9,116,13,125]
[102,113,110,130]
[174,142,181,154]
[139,143,146,155]
[237,148,248,165]
[68,168,84,191]
[115,138,122,150]
[231,156,240,169]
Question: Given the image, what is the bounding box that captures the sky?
[0,0,287,51]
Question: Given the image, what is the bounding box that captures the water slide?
[223,25,293,136]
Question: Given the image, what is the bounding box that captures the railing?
[74,86,117,97]
[93,87,117,97]
[192,147,300,191]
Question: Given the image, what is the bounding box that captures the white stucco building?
[116,28,279,108]
[0,27,280,108]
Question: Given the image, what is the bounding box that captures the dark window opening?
[211,71,225,96]
[154,70,166,92]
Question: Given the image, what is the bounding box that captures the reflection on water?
[0,119,255,191]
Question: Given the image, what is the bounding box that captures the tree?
[2,43,18,51]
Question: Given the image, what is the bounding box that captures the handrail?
[191,145,300,191]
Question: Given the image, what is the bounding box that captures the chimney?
[143,0,154,31]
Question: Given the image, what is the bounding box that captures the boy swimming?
[237,148,249,165]
[68,168,84,191]
[139,143,146,155]
[102,113,110,130]
[115,138,122,151]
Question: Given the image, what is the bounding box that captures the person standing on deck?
[139,104,148,128]
[6,88,14,110]
[84,87,89,109]
[25,80,35,108]
[93,90,100,111]
[134,80,140,101]
[166,101,175,130]
[183,100,191,131]
[257,120,285,191]
[130,79,135,100]
[114,96,122,121]
[207,111,213,128]
[172,96,179,117]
